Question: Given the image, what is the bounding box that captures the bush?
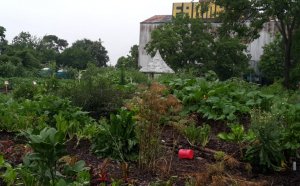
[60,67,134,118]
[13,82,38,100]
[245,111,285,172]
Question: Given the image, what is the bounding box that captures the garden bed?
[1,125,299,186]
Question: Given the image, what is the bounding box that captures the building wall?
[247,21,277,62]
[172,1,222,19]
[138,23,165,67]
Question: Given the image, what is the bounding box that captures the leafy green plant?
[245,111,286,172]
[92,109,138,162]
[0,95,94,139]
[166,77,274,122]
[218,124,255,158]
[183,123,211,148]
[22,127,90,185]
[0,155,16,186]
[23,127,66,185]
[282,122,300,158]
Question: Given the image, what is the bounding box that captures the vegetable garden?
[0,68,300,185]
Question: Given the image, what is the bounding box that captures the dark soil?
[1,125,300,186]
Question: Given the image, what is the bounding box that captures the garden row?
[0,69,300,185]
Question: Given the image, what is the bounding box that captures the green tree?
[0,26,8,54]
[146,14,214,71]
[259,35,284,83]
[58,39,109,69]
[58,47,93,70]
[212,37,249,80]
[11,31,38,50]
[116,44,139,69]
[145,14,249,79]
[41,35,68,52]
[15,49,41,69]
[0,31,42,76]
[216,0,300,88]
[37,35,68,64]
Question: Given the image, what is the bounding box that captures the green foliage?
[259,35,285,84]
[245,111,286,172]
[0,94,94,140]
[92,109,138,162]
[115,44,139,69]
[212,37,250,80]
[0,61,19,77]
[216,0,300,87]
[57,39,109,69]
[166,77,273,121]
[282,122,300,158]
[60,66,135,117]
[22,127,67,185]
[183,124,211,148]
[0,155,17,186]
[145,14,249,79]
[0,128,91,186]
[218,124,255,157]
[13,81,38,100]
[119,65,125,85]
[0,26,8,54]
[146,14,214,71]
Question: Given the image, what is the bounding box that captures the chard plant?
[218,124,255,158]
[22,127,90,186]
[92,109,138,162]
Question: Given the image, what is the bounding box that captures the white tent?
[140,51,174,74]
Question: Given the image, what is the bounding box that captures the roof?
[140,51,175,74]
[141,15,172,24]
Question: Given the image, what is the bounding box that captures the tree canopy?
[116,44,139,69]
[57,39,109,69]
[145,14,249,80]
[0,26,8,54]
[216,0,300,87]
[0,26,110,77]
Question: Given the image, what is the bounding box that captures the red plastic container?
[178,149,194,159]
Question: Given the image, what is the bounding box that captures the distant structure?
[140,50,174,76]
[138,2,277,73]
[247,21,277,73]
[138,15,172,68]
[172,1,222,20]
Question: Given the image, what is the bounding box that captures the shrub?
[13,82,38,100]
[60,68,134,118]
[245,111,285,172]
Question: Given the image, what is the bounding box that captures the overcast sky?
[0,0,191,65]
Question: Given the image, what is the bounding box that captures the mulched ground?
[1,125,300,185]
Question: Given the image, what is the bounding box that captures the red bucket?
[178,149,194,159]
